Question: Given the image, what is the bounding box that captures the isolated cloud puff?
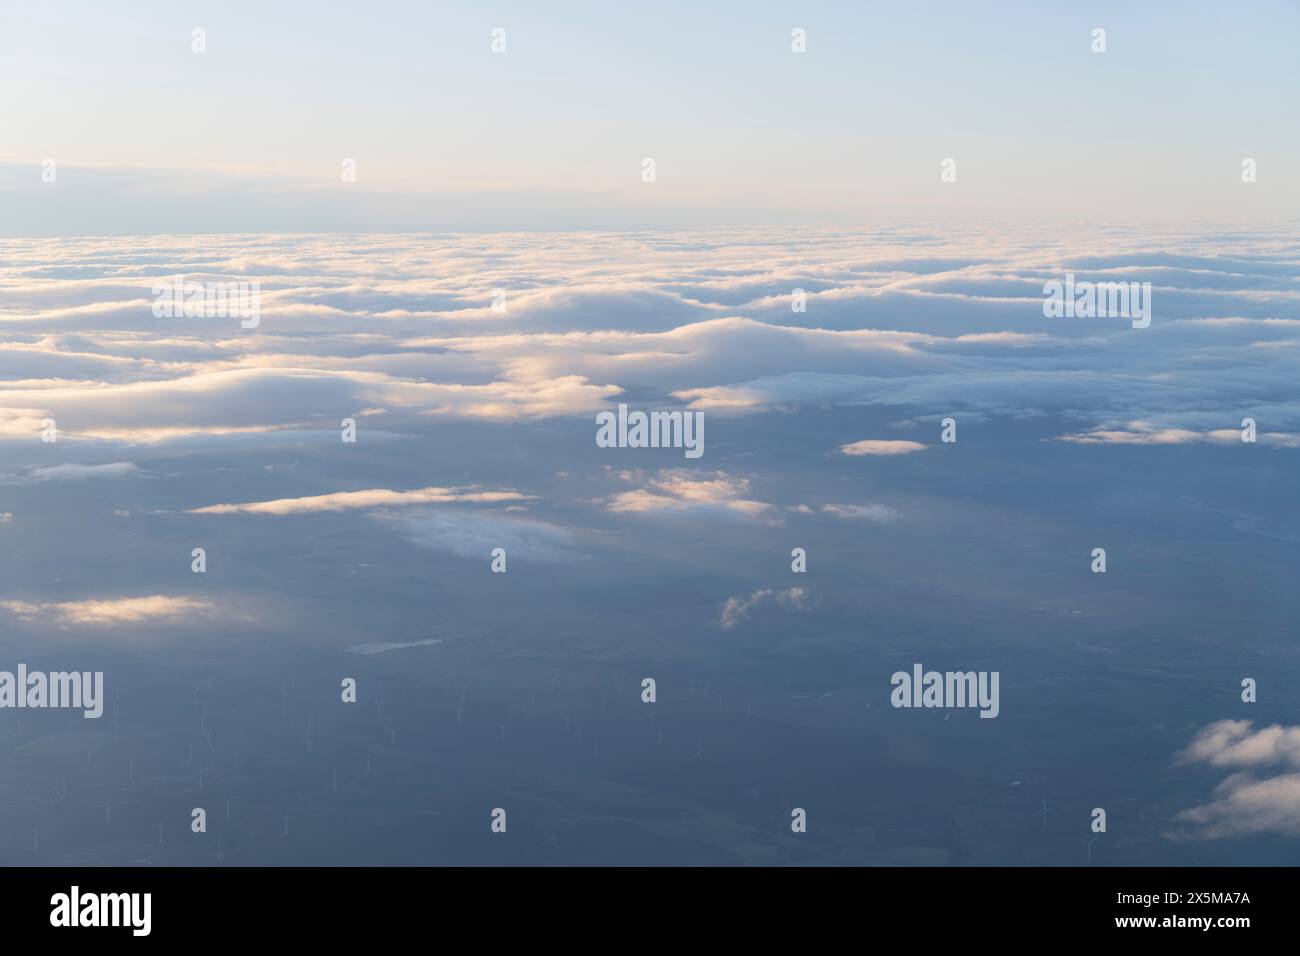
[821,503,902,522]
[604,470,772,518]
[720,587,810,629]
[839,439,928,457]
[1180,719,1300,770]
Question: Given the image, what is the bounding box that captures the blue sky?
[2,0,1296,233]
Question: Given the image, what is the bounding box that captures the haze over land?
[2,225,1299,863]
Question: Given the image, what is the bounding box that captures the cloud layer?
[3,227,1299,462]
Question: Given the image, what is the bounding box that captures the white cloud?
[821,503,901,522]
[5,462,138,483]
[1172,721,1300,839]
[839,439,928,457]
[1179,719,1300,770]
[0,595,216,626]
[1058,424,1300,447]
[190,486,531,516]
[720,587,810,629]
[5,228,1300,465]
[1172,773,1300,839]
[344,638,444,656]
[605,470,773,518]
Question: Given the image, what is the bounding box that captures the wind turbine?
[1079,836,1099,863]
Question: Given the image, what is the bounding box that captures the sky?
[0,4,1299,866]
[1,0,1297,233]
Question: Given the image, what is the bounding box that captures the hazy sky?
[2,0,1296,234]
